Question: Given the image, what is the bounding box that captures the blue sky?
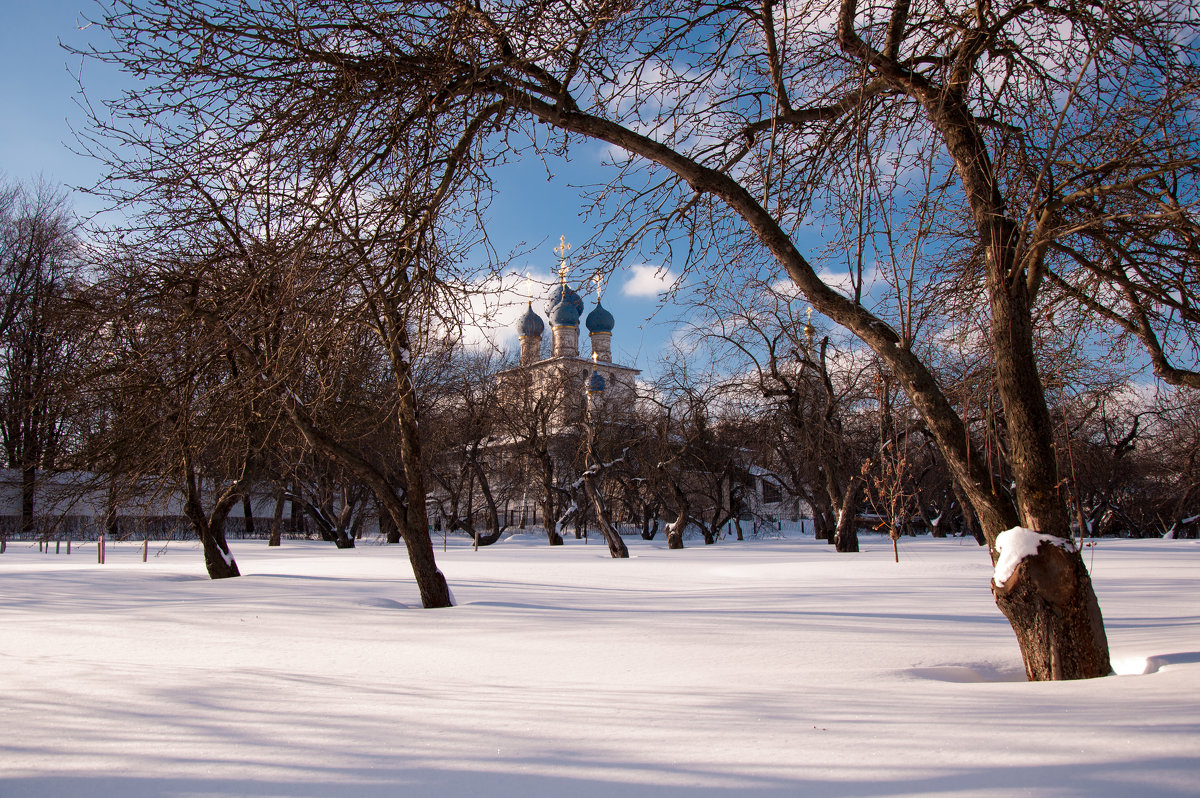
[1,1,683,373]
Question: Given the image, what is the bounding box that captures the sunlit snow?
[1,531,1197,797]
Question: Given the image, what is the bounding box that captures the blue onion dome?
[585,299,615,334]
[518,302,545,337]
[546,283,584,317]
[588,370,607,392]
[549,300,581,327]
[547,283,583,327]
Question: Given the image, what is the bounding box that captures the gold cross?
[555,236,571,284]
[554,235,572,260]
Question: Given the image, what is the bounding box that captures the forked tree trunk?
[821,456,855,550]
[469,456,506,546]
[333,496,356,548]
[283,389,451,607]
[182,470,241,580]
[584,474,629,558]
[811,501,833,542]
[640,502,659,540]
[906,26,1110,679]
[702,517,718,545]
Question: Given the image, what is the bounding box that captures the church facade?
[496,272,639,425]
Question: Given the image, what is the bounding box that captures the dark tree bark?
[665,479,688,550]
[379,498,401,544]
[268,488,283,547]
[834,476,862,554]
[538,448,564,546]
[283,392,452,608]
[241,493,256,539]
[993,541,1110,681]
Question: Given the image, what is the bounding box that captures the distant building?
[497,241,639,426]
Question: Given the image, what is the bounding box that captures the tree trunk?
[379,498,401,543]
[992,542,1111,680]
[182,469,241,580]
[886,51,1111,675]
[504,62,1111,678]
[922,497,947,538]
[333,494,356,548]
[241,493,256,539]
[538,449,563,545]
[290,478,305,537]
[820,455,851,548]
[268,489,283,547]
[834,476,861,553]
[392,353,453,607]
[20,464,35,538]
[199,530,241,579]
[469,454,506,545]
[702,512,719,545]
[666,481,687,549]
[282,388,451,607]
[640,502,658,540]
[584,474,629,558]
[811,499,833,542]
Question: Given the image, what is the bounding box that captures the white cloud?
[453,269,556,352]
[770,278,802,301]
[623,263,679,298]
[815,264,880,300]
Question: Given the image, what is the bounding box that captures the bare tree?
[494,365,579,545]
[700,283,879,551]
[1145,391,1200,538]
[0,179,85,539]
[423,348,516,547]
[73,11,509,606]
[79,252,258,579]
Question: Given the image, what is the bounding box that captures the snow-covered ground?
[1,532,1197,797]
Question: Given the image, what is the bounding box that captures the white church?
[496,241,639,423]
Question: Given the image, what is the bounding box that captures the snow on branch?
[570,447,632,490]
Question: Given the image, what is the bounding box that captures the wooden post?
[143,538,148,562]
[66,538,71,554]
[98,532,105,564]
[56,540,60,554]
